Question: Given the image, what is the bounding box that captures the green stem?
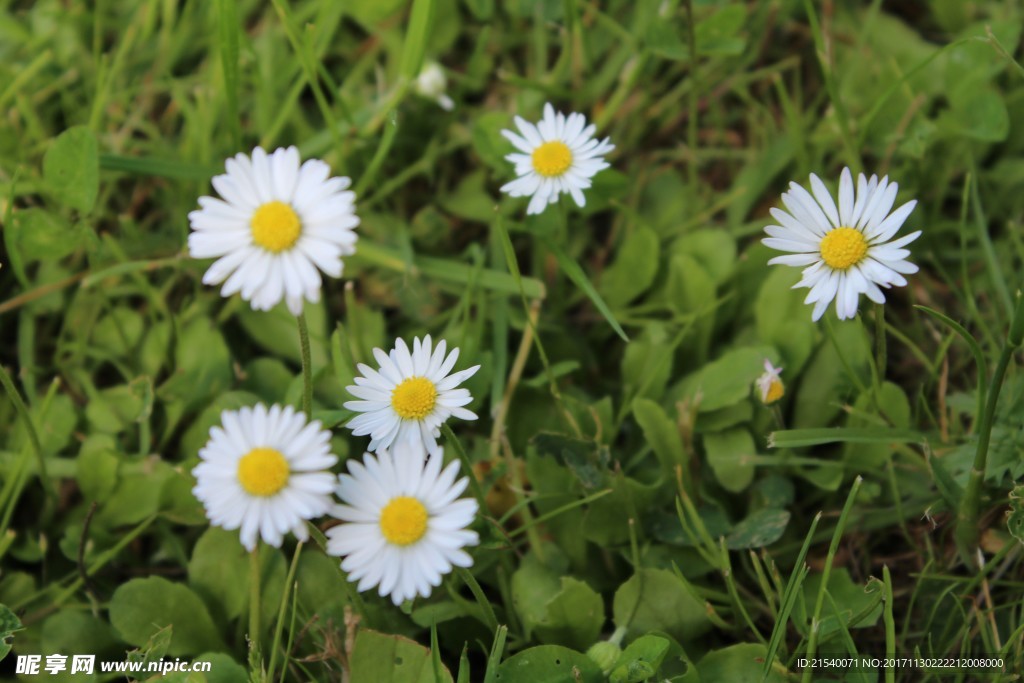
[801,476,862,683]
[882,565,895,683]
[441,423,487,514]
[249,545,262,656]
[683,0,699,189]
[874,303,887,387]
[0,365,50,494]
[296,312,313,417]
[267,542,303,683]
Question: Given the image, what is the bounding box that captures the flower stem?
[267,541,302,683]
[249,545,262,657]
[296,312,313,417]
[874,303,887,386]
[955,289,1024,562]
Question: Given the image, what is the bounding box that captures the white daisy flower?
[343,335,479,457]
[755,360,785,405]
[188,146,359,316]
[500,102,614,215]
[192,403,337,551]
[763,167,920,321]
[414,62,454,111]
[326,445,479,606]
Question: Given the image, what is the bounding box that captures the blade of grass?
[215,0,242,149]
[801,476,863,683]
[762,511,821,680]
[768,427,925,448]
[352,241,546,300]
[545,239,628,341]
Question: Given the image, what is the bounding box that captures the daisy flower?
[414,62,454,111]
[192,403,337,551]
[343,335,479,457]
[755,360,785,405]
[188,146,359,315]
[763,167,920,321]
[326,445,479,606]
[500,102,614,215]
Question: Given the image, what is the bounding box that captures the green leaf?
[799,568,882,637]
[76,445,119,501]
[11,208,82,263]
[725,508,790,549]
[188,528,253,622]
[672,230,736,285]
[547,240,628,341]
[512,551,603,649]
[697,643,787,682]
[633,398,687,475]
[43,126,99,212]
[694,4,746,56]
[109,577,226,655]
[947,83,1009,142]
[41,611,118,660]
[494,645,603,683]
[768,427,924,448]
[400,0,437,78]
[609,635,670,683]
[0,604,22,661]
[600,227,660,308]
[349,629,453,683]
[1008,485,1024,546]
[703,428,756,492]
[196,653,248,683]
[612,568,710,643]
[531,432,610,489]
[756,267,817,372]
[671,346,772,412]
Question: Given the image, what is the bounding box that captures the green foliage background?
[1,0,1024,681]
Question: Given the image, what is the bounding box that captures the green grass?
[2,0,1024,681]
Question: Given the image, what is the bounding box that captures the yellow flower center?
[819,227,868,270]
[764,379,785,404]
[237,447,290,497]
[391,377,438,420]
[379,496,428,546]
[531,141,573,177]
[250,201,301,253]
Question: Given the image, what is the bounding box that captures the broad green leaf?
[697,643,787,682]
[531,432,610,489]
[694,4,746,56]
[0,604,22,661]
[672,230,736,285]
[43,126,99,212]
[41,611,119,659]
[76,445,119,501]
[494,645,602,683]
[703,428,756,492]
[612,568,710,643]
[756,267,817,373]
[793,320,870,428]
[196,653,248,683]
[633,398,687,475]
[725,508,790,549]
[671,346,772,412]
[600,227,660,308]
[798,568,882,637]
[109,577,226,655]
[473,111,514,172]
[609,635,670,683]
[349,629,453,683]
[12,209,82,262]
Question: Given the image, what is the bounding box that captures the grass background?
[2,0,1024,681]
